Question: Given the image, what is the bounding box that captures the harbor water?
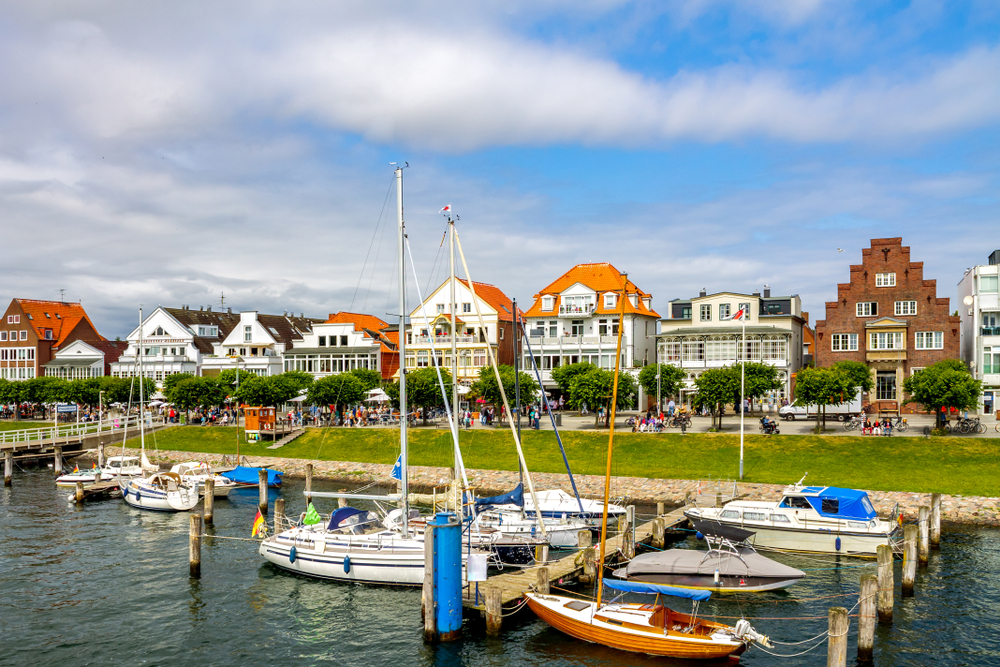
[1,468,998,666]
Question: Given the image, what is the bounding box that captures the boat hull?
[524,593,747,660]
[122,479,200,512]
[617,571,800,593]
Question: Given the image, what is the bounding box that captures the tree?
[171,376,226,418]
[638,363,685,410]
[567,367,637,427]
[694,367,740,430]
[903,359,982,428]
[551,361,597,397]
[471,365,538,410]
[736,362,784,414]
[0,379,21,420]
[163,373,196,405]
[309,373,366,422]
[280,370,315,394]
[793,366,852,433]
[832,360,874,405]
[385,367,452,425]
[64,378,102,408]
[349,368,383,393]
[21,377,69,415]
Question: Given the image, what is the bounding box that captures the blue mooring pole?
[430,512,462,641]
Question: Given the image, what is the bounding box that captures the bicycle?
[844,415,864,431]
[892,416,908,432]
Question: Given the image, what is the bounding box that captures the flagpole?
[739,311,745,481]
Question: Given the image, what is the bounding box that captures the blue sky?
[0,1,997,334]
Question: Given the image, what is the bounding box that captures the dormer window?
[154,327,166,336]
[604,294,616,309]
[629,294,638,307]
[244,325,252,343]
[44,329,53,340]
[542,296,554,311]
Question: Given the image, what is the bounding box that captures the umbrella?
[366,388,390,402]
[456,385,471,395]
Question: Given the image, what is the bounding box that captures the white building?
[282,312,398,380]
[958,250,1000,415]
[43,340,128,380]
[521,263,659,400]
[656,287,806,407]
[203,310,321,377]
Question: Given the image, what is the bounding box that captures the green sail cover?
[303,503,322,526]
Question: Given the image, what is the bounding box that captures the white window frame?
[895,301,917,316]
[20,331,27,341]
[875,273,896,287]
[915,331,944,350]
[869,331,904,350]
[604,293,616,309]
[831,333,858,351]
[462,302,472,313]
[719,303,731,320]
[699,305,712,322]
[980,275,998,294]
[541,296,553,311]
[0,332,6,341]
[856,302,878,317]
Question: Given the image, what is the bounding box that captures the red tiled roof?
[326,312,390,332]
[16,299,104,347]
[454,279,520,322]
[521,263,659,318]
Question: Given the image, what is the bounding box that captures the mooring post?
[422,523,436,642]
[902,525,917,596]
[715,491,722,507]
[305,463,313,505]
[918,506,930,566]
[536,566,550,594]
[430,512,462,642]
[876,544,893,624]
[97,440,105,469]
[858,575,877,662]
[4,450,12,487]
[930,493,941,549]
[203,478,215,526]
[189,513,202,578]
[258,469,268,515]
[577,529,592,549]
[75,481,85,504]
[338,489,348,509]
[275,498,285,533]
[485,586,503,636]
[580,547,596,584]
[656,501,665,516]
[625,505,636,559]
[54,446,63,475]
[827,606,849,667]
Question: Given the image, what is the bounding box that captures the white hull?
[741,525,891,556]
[122,475,201,512]
[472,512,590,548]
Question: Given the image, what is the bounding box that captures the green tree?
[794,366,852,433]
[279,370,315,394]
[171,376,226,421]
[471,364,538,410]
[831,360,874,404]
[694,367,740,430]
[64,378,102,408]
[567,367,637,427]
[309,373,366,422]
[21,377,69,414]
[550,361,597,398]
[349,368,383,393]
[637,363,685,410]
[736,362,784,414]
[385,367,453,425]
[903,359,982,428]
[0,379,21,420]
[162,373,196,405]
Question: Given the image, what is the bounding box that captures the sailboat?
[122,307,201,512]
[524,277,772,659]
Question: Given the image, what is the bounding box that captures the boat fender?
[343,555,351,574]
[835,537,842,552]
[714,569,720,584]
[289,546,297,564]
[135,492,140,502]
[695,531,704,540]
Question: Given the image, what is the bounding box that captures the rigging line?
[349,174,396,313]
[360,184,396,315]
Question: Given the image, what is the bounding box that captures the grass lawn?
[128,426,1000,497]
[0,421,50,432]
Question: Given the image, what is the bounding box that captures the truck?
[779,390,864,422]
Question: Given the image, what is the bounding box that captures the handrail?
[0,416,166,444]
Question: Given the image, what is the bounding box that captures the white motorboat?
[169,461,236,497]
[56,456,143,487]
[493,487,626,521]
[471,508,591,549]
[684,478,901,557]
[123,472,201,512]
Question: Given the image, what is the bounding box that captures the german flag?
[252,509,266,537]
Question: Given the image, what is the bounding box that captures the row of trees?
[0,376,157,419]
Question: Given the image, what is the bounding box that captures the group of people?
[859,413,895,436]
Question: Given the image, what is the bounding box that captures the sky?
[1,0,998,336]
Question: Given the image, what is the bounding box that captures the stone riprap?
[116,448,1000,527]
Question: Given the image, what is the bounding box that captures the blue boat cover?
[221,466,283,487]
[805,487,876,521]
[604,579,712,601]
[475,484,523,509]
[328,507,366,530]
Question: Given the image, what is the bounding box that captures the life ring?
[343,555,352,574]
[289,546,297,563]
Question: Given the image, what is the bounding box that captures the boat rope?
[500,598,529,617]
[750,637,829,658]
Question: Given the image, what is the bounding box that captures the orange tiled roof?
[521,263,659,318]
[325,312,390,332]
[454,279,521,322]
[15,299,104,347]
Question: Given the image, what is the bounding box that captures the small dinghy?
[613,521,805,593]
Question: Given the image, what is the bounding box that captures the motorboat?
[684,477,901,556]
[471,508,591,549]
[122,472,201,512]
[613,521,805,593]
[55,456,143,487]
[492,486,626,521]
[169,461,237,497]
[384,509,547,565]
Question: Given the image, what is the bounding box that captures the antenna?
[220,291,226,309]
[59,289,66,302]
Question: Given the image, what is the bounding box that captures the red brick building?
[814,238,960,413]
[0,299,108,380]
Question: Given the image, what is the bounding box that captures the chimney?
[300,313,304,318]
[752,291,760,297]
[699,288,707,297]
[199,306,203,311]
[763,285,771,298]
[207,305,212,312]
[227,308,232,315]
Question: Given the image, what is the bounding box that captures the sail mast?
[138,306,145,473]
[595,273,629,607]
[396,166,409,538]
[449,217,460,490]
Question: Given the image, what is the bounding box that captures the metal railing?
[0,416,166,445]
[559,304,594,316]
[981,327,1000,336]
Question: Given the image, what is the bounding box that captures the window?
[436,304,445,313]
[44,329,53,340]
[473,349,487,366]
[680,306,692,319]
[762,338,786,359]
[604,293,616,309]
[682,341,704,361]
[20,331,27,341]
[340,335,348,346]
[856,302,878,317]
[541,296,553,311]
[770,514,791,523]
[0,332,5,341]
[700,305,712,322]
[875,273,896,287]
[895,301,917,316]
[910,367,924,376]
[831,334,858,351]
[981,276,999,293]
[548,321,558,338]
[598,319,608,336]
[629,294,637,307]
[499,327,504,340]
[244,325,252,343]
[719,303,731,320]
[821,498,840,514]
[984,313,998,328]
[915,331,943,350]
[705,339,736,362]
[462,302,472,313]
[738,302,751,318]
[8,315,19,324]
[876,370,897,400]
[719,510,740,520]
[984,351,1000,374]
[869,332,904,350]
[318,336,326,347]
[743,512,768,522]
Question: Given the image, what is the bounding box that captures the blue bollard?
[430,512,463,641]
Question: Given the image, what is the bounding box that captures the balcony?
[413,335,476,345]
[867,350,907,362]
[529,334,622,347]
[559,304,595,316]
[982,327,1000,337]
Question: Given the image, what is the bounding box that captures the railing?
[0,416,166,445]
[412,335,476,345]
[559,304,594,316]
[982,327,1000,336]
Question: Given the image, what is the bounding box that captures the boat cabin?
[777,486,877,522]
[244,406,276,441]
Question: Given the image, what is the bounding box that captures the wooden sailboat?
[524,275,771,660]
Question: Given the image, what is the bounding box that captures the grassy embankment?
[125,426,1000,497]
[0,421,50,432]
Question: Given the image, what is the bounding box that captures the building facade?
[0,299,106,380]
[958,250,1000,415]
[814,238,960,413]
[44,340,128,379]
[657,287,805,407]
[521,263,659,399]
[282,312,399,380]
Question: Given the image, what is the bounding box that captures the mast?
[514,299,523,497]
[396,166,409,538]
[138,306,146,475]
[595,273,628,608]
[449,216,460,487]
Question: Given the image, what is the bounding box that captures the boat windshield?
[780,497,811,509]
[329,508,384,535]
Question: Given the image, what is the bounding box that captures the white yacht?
[471,508,591,549]
[55,456,144,487]
[684,480,900,557]
[123,472,201,512]
[169,461,236,497]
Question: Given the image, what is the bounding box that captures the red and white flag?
[440,204,451,213]
[725,308,746,321]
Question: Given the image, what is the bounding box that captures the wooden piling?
[624,505,636,559]
[338,489,348,509]
[656,501,665,516]
[305,463,313,504]
[902,525,917,597]
[4,450,12,487]
[189,513,202,578]
[580,547,596,584]
[275,498,285,533]
[485,586,503,636]
[876,544,893,624]
[97,441,105,468]
[54,446,63,475]
[930,493,941,548]
[826,606,849,667]
[203,478,215,526]
[422,524,436,642]
[75,481,84,504]
[577,529,592,549]
[652,518,665,549]
[258,469,268,514]
[536,566,550,594]
[715,491,722,507]
[535,544,549,564]
[858,575,877,662]
[918,506,930,566]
